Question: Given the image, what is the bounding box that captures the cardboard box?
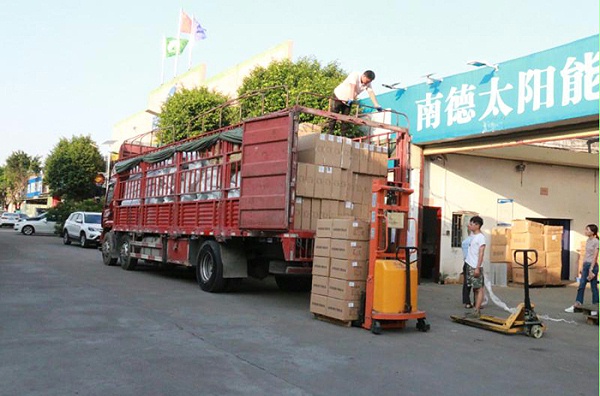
[340,170,352,201]
[296,163,316,197]
[316,219,333,238]
[298,122,322,137]
[293,197,303,229]
[359,143,370,174]
[491,227,510,245]
[314,166,329,199]
[510,233,544,251]
[328,278,366,300]
[511,249,545,268]
[298,133,338,167]
[310,199,321,231]
[490,245,510,263]
[512,268,547,286]
[543,234,562,252]
[338,201,354,217]
[330,239,369,260]
[512,220,544,234]
[309,292,328,315]
[314,237,331,257]
[326,297,360,321]
[351,142,361,173]
[352,203,371,222]
[311,275,329,296]
[301,198,312,230]
[331,218,370,241]
[546,266,562,285]
[330,258,368,281]
[545,251,562,268]
[543,225,563,235]
[339,137,353,170]
[312,256,330,277]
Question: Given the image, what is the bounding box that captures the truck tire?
[102,233,118,266]
[119,235,138,271]
[274,275,312,292]
[196,240,226,292]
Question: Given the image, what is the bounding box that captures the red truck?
[100,100,411,293]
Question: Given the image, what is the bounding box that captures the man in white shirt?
[464,216,486,318]
[328,70,383,136]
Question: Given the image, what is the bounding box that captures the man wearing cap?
[328,70,383,136]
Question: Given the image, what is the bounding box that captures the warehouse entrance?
[527,218,572,280]
[421,206,441,281]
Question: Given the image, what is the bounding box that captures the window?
[451,213,464,248]
[451,212,479,247]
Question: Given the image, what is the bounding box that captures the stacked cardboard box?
[510,220,547,286]
[544,225,563,285]
[309,218,370,322]
[293,132,387,230]
[489,227,512,283]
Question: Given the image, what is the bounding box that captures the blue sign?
[26,176,43,198]
[374,35,599,144]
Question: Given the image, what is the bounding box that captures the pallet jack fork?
[360,179,429,334]
[451,249,546,339]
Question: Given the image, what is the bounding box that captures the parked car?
[63,212,103,248]
[14,213,57,235]
[1,212,28,227]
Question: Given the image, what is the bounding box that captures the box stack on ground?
[489,226,511,286]
[310,218,370,324]
[293,128,388,230]
[544,225,564,285]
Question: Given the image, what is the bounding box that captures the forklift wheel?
[529,324,544,339]
[371,321,382,335]
[417,318,431,332]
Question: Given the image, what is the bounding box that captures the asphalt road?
[1,228,598,396]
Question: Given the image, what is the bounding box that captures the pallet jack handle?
[396,246,419,313]
[513,249,538,312]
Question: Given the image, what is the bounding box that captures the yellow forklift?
[451,249,546,339]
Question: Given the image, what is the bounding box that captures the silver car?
[62,212,103,248]
[1,212,28,227]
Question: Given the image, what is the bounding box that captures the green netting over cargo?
[113,127,243,174]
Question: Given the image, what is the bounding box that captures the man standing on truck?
[328,70,383,136]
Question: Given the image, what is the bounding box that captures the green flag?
[165,37,189,58]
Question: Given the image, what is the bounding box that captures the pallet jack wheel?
[371,321,382,335]
[416,318,431,332]
[529,324,544,339]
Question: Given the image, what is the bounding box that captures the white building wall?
[424,153,599,280]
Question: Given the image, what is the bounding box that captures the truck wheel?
[63,230,71,245]
[196,240,226,292]
[119,235,138,271]
[274,275,312,292]
[102,233,118,266]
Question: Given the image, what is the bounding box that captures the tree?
[237,57,347,124]
[0,166,7,210]
[157,87,235,144]
[44,136,105,201]
[4,151,41,209]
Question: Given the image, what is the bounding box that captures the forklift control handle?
[513,249,538,268]
[395,246,419,264]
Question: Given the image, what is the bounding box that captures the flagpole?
[174,8,182,78]
[161,35,166,84]
[187,15,195,70]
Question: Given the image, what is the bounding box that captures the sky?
[0,0,598,165]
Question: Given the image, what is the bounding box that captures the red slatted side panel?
[239,114,292,230]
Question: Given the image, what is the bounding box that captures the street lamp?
[101,140,117,190]
[467,60,499,71]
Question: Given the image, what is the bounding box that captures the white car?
[62,211,103,248]
[14,213,57,235]
[1,212,28,227]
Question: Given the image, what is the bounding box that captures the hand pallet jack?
[358,179,430,335]
[450,249,546,339]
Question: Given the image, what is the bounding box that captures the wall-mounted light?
[467,60,499,72]
[423,73,443,85]
[382,82,407,91]
[515,162,526,172]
